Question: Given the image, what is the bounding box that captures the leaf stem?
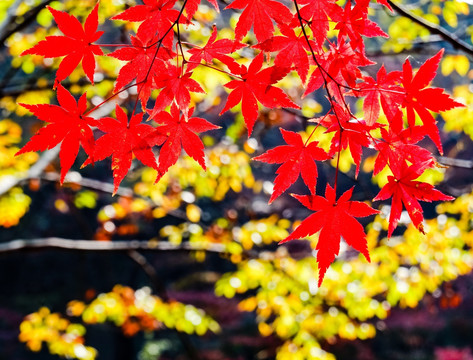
[185,60,242,79]
[95,43,133,48]
[131,0,190,118]
[83,81,142,117]
[333,129,343,197]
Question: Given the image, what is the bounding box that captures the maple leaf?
[280,184,379,286]
[149,65,205,116]
[374,162,454,237]
[304,39,374,98]
[82,105,159,194]
[109,28,175,106]
[153,104,220,180]
[16,85,96,183]
[356,65,404,126]
[187,25,246,72]
[376,0,393,11]
[22,4,104,86]
[253,25,314,84]
[333,0,388,50]
[314,103,372,176]
[253,128,328,203]
[292,0,340,49]
[373,112,433,176]
[401,49,464,154]
[111,0,182,48]
[184,0,219,22]
[225,0,292,42]
[220,53,299,135]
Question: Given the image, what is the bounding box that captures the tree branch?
[127,250,201,360]
[386,0,473,57]
[0,0,22,39]
[437,156,473,169]
[0,237,227,255]
[0,237,219,359]
[40,172,136,198]
[0,0,54,47]
[0,76,116,98]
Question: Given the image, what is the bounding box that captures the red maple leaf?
[22,4,103,86]
[225,0,292,42]
[184,0,219,22]
[281,184,379,286]
[373,112,433,176]
[153,104,220,180]
[82,105,159,194]
[315,103,373,176]
[304,39,374,98]
[401,49,464,154]
[357,65,404,126]
[373,162,454,237]
[291,0,340,49]
[111,0,182,48]
[187,25,246,72]
[376,0,393,11]
[253,128,328,203]
[149,64,205,116]
[220,53,299,135]
[108,28,175,106]
[16,85,96,183]
[253,25,315,84]
[333,0,388,50]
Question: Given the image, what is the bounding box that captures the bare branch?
[386,0,473,57]
[0,0,22,44]
[0,76,116,98]
[127,249,201,360]
[0,237,227,255]
[0,0,54,47]
[41,172,136,198]
[0,147,60,196]
[437,156,473,169]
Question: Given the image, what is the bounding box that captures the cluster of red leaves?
[18,0,463,285]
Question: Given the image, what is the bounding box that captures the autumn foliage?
[17,0,464,285]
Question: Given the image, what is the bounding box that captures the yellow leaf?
[186,204,201,222]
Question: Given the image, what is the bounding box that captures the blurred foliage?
[135,144,255,204]
[217,192,473,359]
[0,119,37,227]
[69,285,220,336]
[443,84,473,140]
[20,285,220,360]
[0,186,32,227]
[19,307,96,360]
[383,0,470,52]
[435,347,473,360]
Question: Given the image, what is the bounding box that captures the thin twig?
[437,156,473,169]
[0,0,54,47]
[127,249,201,360]
[0,0,22,38]
[386,0,473,57]
[40,172,135,197]
[0,76,115,98]
[39,172,192,223]
[293,0,346,195]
